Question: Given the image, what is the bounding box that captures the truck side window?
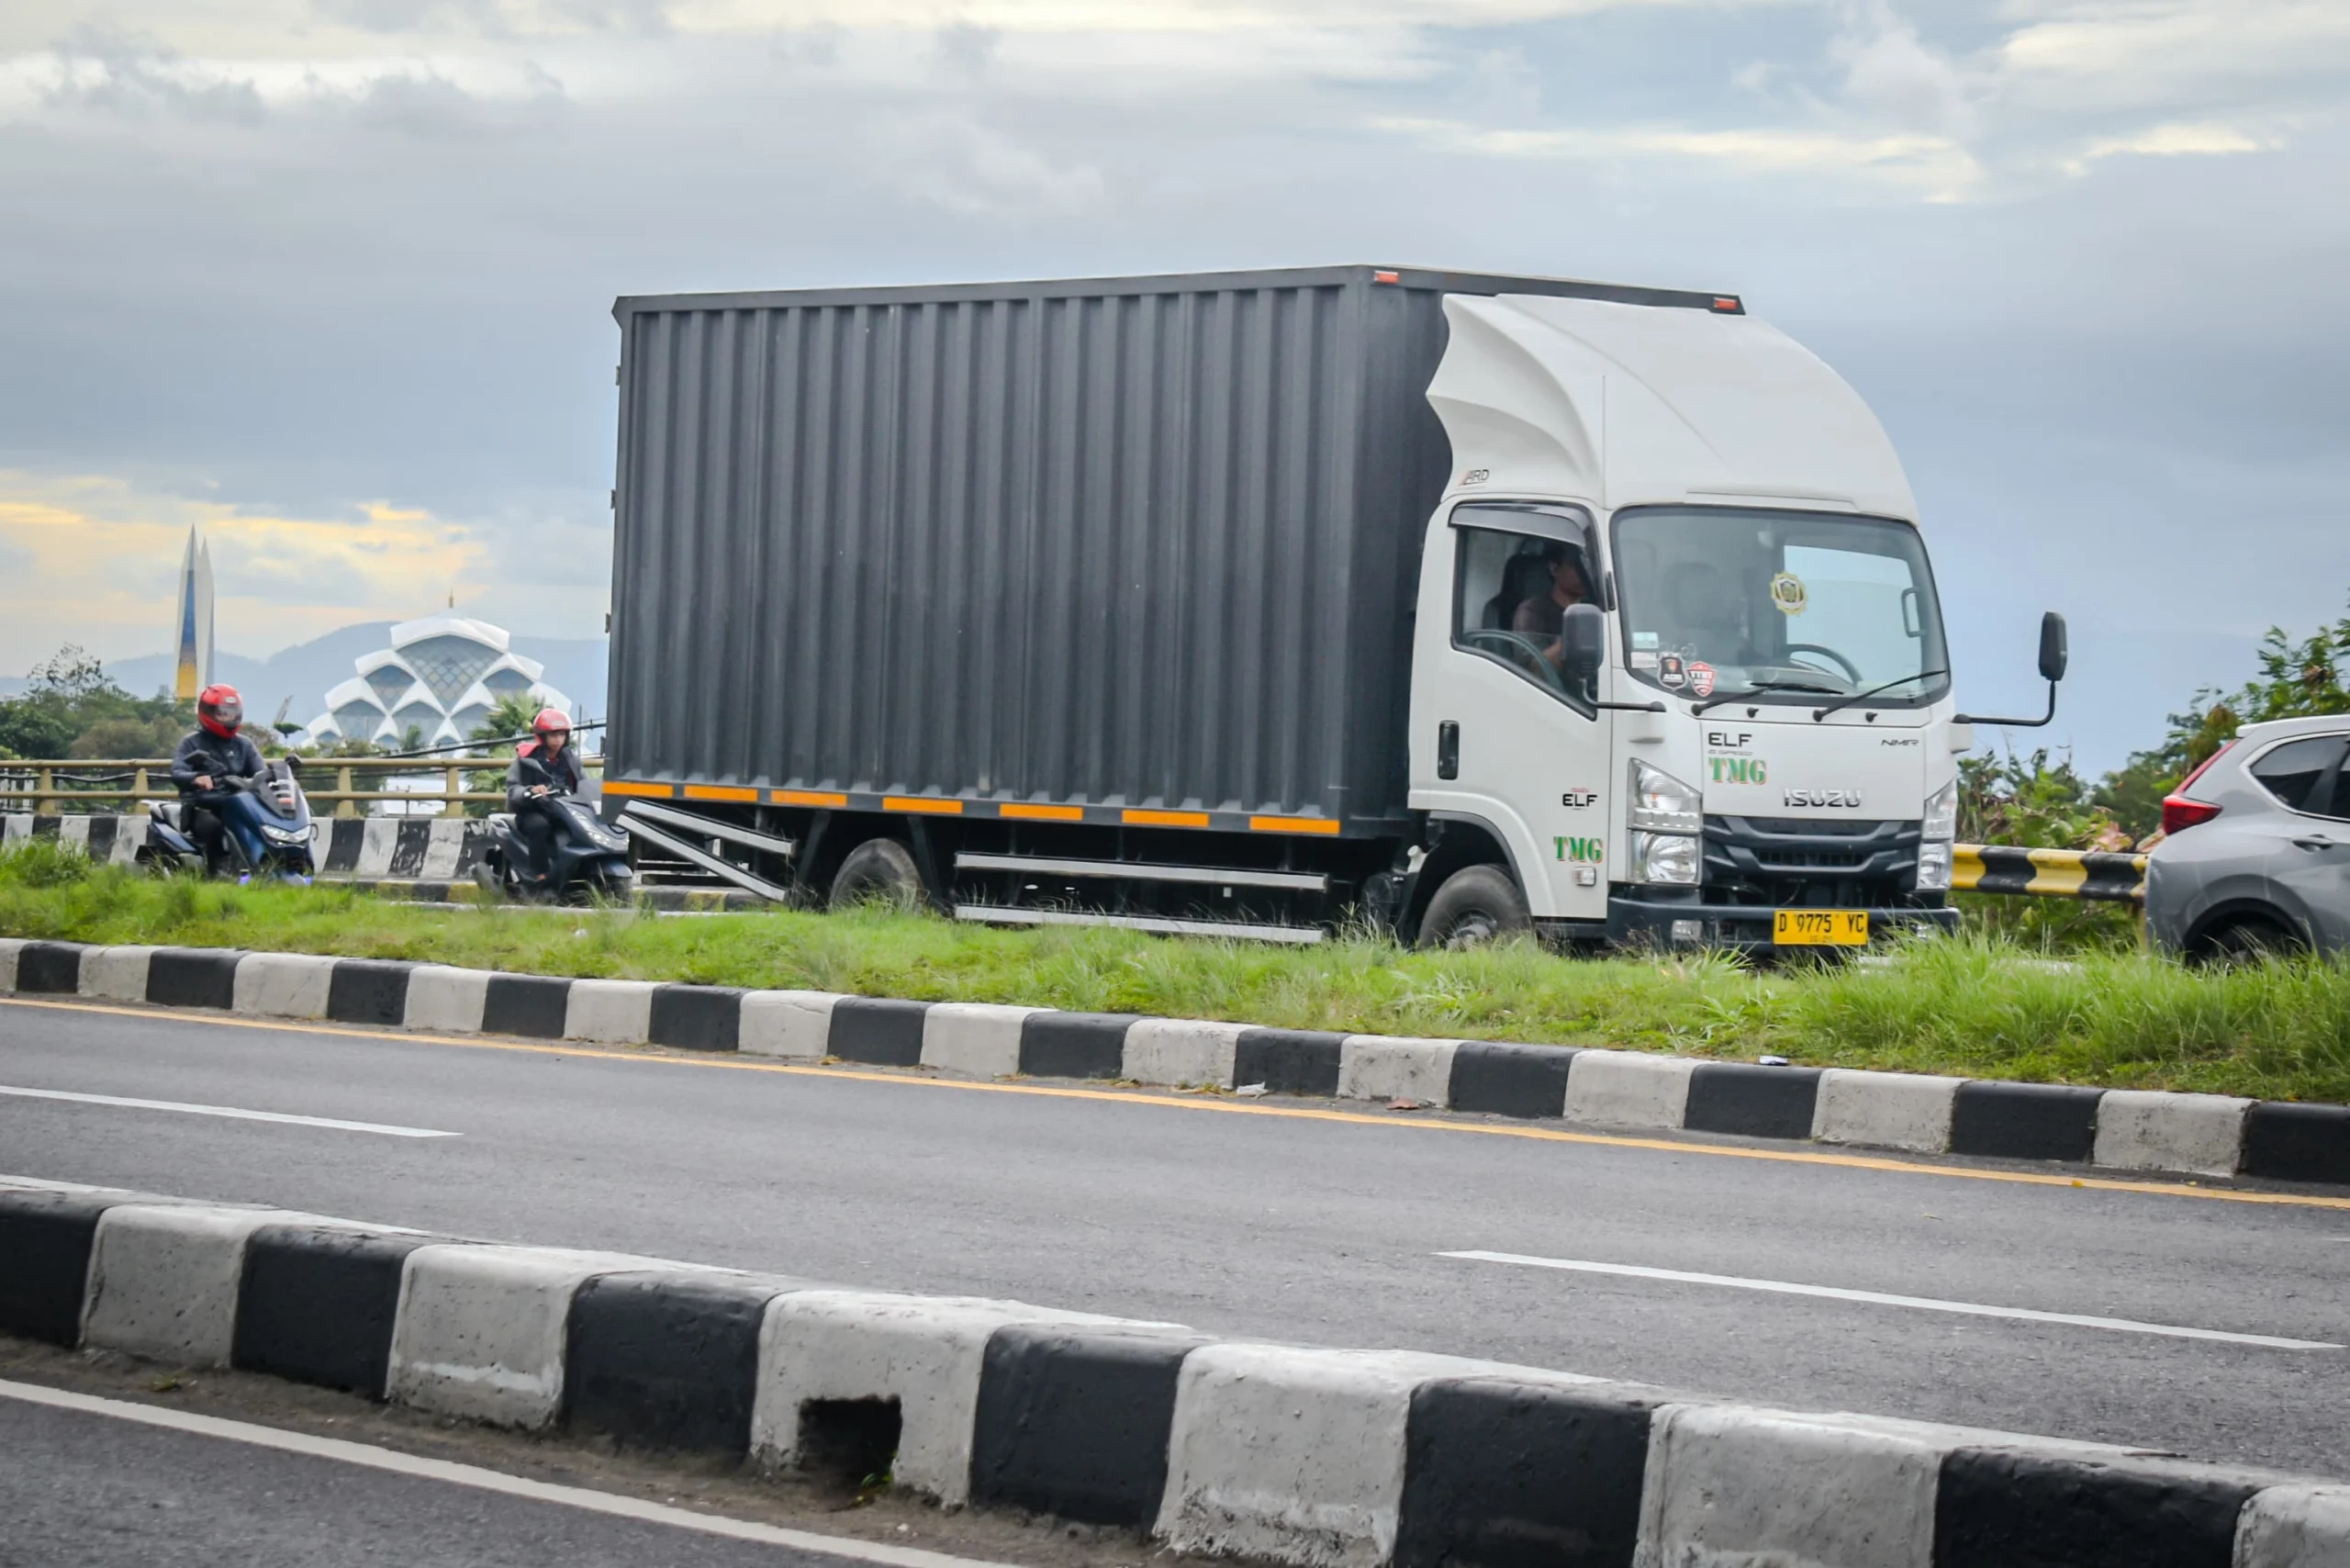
[1451,523,1593,711]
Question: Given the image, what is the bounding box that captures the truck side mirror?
[2037,610,2068,684]
[1560,602,1606,693]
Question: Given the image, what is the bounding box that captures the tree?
[2097,590,2350,838]
[0,644,185,760]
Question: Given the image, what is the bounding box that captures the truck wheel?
[1416,864,1531,949]
[830,837,924,913]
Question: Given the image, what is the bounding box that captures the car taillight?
[2159,739,2237,835]
[2160,795,2221,834]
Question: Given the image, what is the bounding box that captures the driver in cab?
[1511,542,1590,667]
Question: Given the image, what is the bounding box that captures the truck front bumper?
[1603,894,1959,953]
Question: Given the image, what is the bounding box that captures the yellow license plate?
[1774,910,1870,946]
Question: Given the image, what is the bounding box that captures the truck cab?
[1406,293,1965,951]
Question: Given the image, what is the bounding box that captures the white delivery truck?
[604,267,2065,951]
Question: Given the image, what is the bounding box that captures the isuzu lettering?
[601,266,2064,950]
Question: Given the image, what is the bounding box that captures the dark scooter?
[476,792,634,903]
[141,758,317,882]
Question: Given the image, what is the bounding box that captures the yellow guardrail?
[1952,843,2147,902]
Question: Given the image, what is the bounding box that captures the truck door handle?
[1438,722,1460,781]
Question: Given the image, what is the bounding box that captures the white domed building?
[304,610,571,748]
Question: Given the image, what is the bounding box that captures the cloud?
[0,471,503,668]
[2068,119,2276,167]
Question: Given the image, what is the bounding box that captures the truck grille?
[1701,816,1923,907]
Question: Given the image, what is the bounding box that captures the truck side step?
[621,800,796,861]
[954,851,1326,892]
[954,903,1323,945]
[621,813,792,904]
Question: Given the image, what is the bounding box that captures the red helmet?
[196,684,244,740]
[532,707,572,742]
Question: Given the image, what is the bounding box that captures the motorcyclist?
[170,685,269,872]
[506,708,584,889]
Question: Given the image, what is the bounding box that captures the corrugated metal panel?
[606,266,1728,823]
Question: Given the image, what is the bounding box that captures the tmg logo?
[1708,756,1768,785]
[1554,836,1605,863]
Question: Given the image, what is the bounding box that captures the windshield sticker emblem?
[1770,572,1808,616]
[1687,661,1717,699]
[1555,835,1605,864]
[1632,632,1660,650]
[1709,756,1767,785]
[1658,652,1688,689]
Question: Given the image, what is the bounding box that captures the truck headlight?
[1915,840,1953,892]
[1629,760,1702,834]
[1632,831,1699,885]
[1921,778,1957,841]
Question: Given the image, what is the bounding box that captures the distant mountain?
[2,622,610,740]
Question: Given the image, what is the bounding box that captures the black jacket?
[506,742,584,812]
[171,730,266,797]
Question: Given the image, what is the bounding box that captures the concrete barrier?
[1123,1019,1246,1090]
[1337,1037,1460,1105]
[739,991,841,1059]
[78,945,156,1004]
[81,1203,349,1366]
[1564,1050,1695,1131]
[1635,1405,1949,1568]
[2234,1484,2350,1568]
[386,1244,686,1428]
[1158,1346,1587,1568]
[920,1002,1039,1079]
[2092,1090,2251,1178]
[231,951,341,1020]
[752,1290,1131,1505]
[402,965,491,1033]
[1812,1069,1962,1154]
[0,937,24,992]
[563,978,658,1045]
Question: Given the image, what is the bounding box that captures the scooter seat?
[148,801,183,829]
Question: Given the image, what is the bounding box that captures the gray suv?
[2146,714,2350,958]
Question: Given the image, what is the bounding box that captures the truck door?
[1416,503,1612,920]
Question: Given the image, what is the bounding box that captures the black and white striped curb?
[5,937,2346,1190]
[2,1175,2343,1568]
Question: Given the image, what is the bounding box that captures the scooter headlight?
[262,824,309,846]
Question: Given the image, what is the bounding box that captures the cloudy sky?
[2,0,2344,767]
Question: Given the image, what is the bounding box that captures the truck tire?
[1416,864,1531,949]
[830,836,924,913]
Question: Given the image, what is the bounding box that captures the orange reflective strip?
[885,796,965,815]
[600,779,672,799]
[1001,802,1086,822]
[682,784,758,802]
[1249,814,1340,835]
[773,790,849,809]
[1124,809,1210,828]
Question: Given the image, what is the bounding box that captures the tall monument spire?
[171,527,215,700]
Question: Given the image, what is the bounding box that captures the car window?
[2323,748,2350,823]
[1451,518,1595,712]
[2247,736,2347,812]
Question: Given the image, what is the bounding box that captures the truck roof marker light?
[1711,297,1742,313]
[1373,270,1402,285]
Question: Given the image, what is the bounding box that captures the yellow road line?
[6,995,2347,1213]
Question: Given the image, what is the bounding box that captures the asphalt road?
[4,996,2347,1478]
[0,1383,1012,1568]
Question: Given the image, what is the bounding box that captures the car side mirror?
[2037,610,2068,684]
[1561,602,1606,693]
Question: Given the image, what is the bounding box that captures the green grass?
[5,839,2345,1104]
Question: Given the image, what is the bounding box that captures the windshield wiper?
[1811,669,1947,722]
[1691,679,1842,716]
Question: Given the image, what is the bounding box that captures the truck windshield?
[1610,507,1948,707]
